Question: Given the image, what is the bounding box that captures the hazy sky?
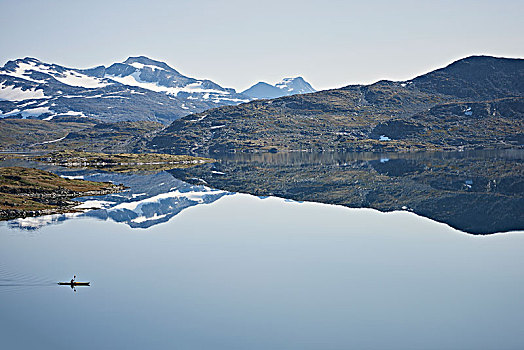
[1,0,522,91]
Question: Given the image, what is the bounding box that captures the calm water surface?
[1,151,524,349]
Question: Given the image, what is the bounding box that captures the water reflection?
[2,153,523,349]
[7,170,231,230]
[170,150,524,235]
[2,150,523,234]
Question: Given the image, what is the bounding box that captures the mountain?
[0,56,250,124]
[97,56,248,104]
[241,82,284,99]
[275,77,316,95]
[242,77,316,99]
[147,56,524,154]
[0,113,170,153]
[410,55,524,99]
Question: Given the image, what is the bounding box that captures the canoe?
[58,282,90,286]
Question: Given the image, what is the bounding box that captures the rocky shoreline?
[0,167,125,221]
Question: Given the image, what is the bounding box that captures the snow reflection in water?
[8,171,231,230]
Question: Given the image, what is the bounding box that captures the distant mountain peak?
[277,76,306,84]
[275,76,315,94]
[4,57,47,72]
[101,57,248,104]
[122,56,175,72]
[18,57,42,64]
[242,76,316,99]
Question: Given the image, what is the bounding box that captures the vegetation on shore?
[0,117,164,153]
[31,150,215,172]
[0,150,214,220]
[0,166,125,220]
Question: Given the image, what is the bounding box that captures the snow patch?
[1,106,56,119]
[131,213,168,223]
[3,60,109,88]
[106,71,226,97]
[40,135,66,144]
[110,188,226,212]
[54,70,110,88]
[60,175,85,180]
[0,83,47,101]
[1,61,47,83]
[210,125,225,130]
[75,200,116,210]
[22,107,53,118]
[59,110,88,117]
[129,62,167,71]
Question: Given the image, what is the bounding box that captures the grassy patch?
[0,166,124,218]
[32,150,215,172]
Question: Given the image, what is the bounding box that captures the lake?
[1,151,523,349]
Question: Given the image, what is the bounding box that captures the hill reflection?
[4,150,523,234]
[170,150,524,235]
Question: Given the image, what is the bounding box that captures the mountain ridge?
[146,55,524,154]
[0,56,253,124]
[0,56,319,124]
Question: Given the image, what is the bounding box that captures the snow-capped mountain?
[0,56,317,123]
[92,56,248,104]
[242,77,316,99]
[275,77,316,95]
[0,56,250,123]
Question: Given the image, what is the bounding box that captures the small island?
[0,166,125,220]
[0,151,216,220]
[32,150,215,172]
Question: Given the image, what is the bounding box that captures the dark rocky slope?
[148,56,523,154]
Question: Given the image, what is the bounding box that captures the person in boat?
[70,275,76,284]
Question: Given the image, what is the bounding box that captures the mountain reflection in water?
[170,150,524,235]
[7,170,231,230]
[4,150,523,234]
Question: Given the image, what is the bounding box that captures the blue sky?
[1,0,522,91]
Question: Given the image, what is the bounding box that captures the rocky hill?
[0,116,164,153]
[148,56,523,154]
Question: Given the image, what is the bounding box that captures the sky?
[1,0,523,92]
